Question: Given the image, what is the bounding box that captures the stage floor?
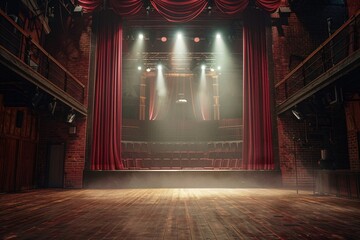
[1,189,360,239]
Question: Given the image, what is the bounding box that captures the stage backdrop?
[79,0,280,170]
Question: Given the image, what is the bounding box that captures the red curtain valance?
[79,0,281,19]
[150,0,208,22]
[214,0,249,15]
[256,0,282,12]
[78,0,102,13]
[109,0,144,16]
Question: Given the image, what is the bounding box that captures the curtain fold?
[109,0,144,16]
[78,0,103,13]
[91,12,124,170]
[79,0,281,16]
[242,9,274,170]
[255,0,281,13]
[214,0,249,15]
[150,0,208,22]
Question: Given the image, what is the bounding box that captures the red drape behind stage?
[242,9,274,170]
[148,75,212,121]
[91,12,124,170]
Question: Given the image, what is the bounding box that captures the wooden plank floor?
[1,189,360,239]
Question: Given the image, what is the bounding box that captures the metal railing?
[0,9,85,104]
[275,11,360,106]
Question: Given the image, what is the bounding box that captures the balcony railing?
[275,10,360,109]
[0,9,85,104]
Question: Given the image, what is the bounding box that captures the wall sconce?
[66,109,76,123]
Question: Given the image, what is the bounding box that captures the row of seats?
[122,157,242,170]
[122,141,242,153]
[121,141,243,169]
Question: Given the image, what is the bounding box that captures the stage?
[83,170,282,188]
[1,188,360,239]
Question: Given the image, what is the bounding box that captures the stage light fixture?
[66,110,76,123]
[146,68,151,72]
[216,33,221,39]
[161,36,167,42]
[176,93,187,103]
[138,33,144,40]
[210,68,215,72]
[292,109,303,120]
[137,66,142,71]
[177,32,182,39]
[157,64,162,70]
[194,37,200,43]
[201,64,206,70]
[217,66,221,70]
[73,5,83,16]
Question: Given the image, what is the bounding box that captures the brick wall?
[344,95,360,170]
[58,17,90,188]
[277,112,321,189]
[37,15,91,188]
[273,1,356,188]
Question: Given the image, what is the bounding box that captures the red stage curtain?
[255,0,281,13]
[91,12,124,170]
[150,0,208,22]
[109,0,144,16]
[78,0,102,13]
[80,0,281,16]
[214,0,249,15]
[242,9,274,170]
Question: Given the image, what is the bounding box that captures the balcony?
[275,10,360,114]
[0,9,86,115]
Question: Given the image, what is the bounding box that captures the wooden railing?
[275,11,360,107]
[0,9,85,104]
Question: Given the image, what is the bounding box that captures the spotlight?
[161,36,167,42]
[138,33,144,40]
[194,37,200,43]
[146,68,151,72]
[217,66,221,70]
[201,65,206,70]
[73,5,83,16]
[292,108,303,120]
[210,68,215,72]
[157,64,162,70]
[137,66,142,71]
[66,110,76,123]
[216,33,221,39]
[207,6,212,16]
[177,32,182,39]
[176,93,187,103]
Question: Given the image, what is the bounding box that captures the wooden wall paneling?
[3,108,11,135]
[0,138,17,192]
[30,114,37,141]
[24,109,32,138]
[0,137,5,191]
[16,141,36,191]
[0,96,4,135]
[9,109,16,136]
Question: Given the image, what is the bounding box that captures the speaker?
[16,110,24,128]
